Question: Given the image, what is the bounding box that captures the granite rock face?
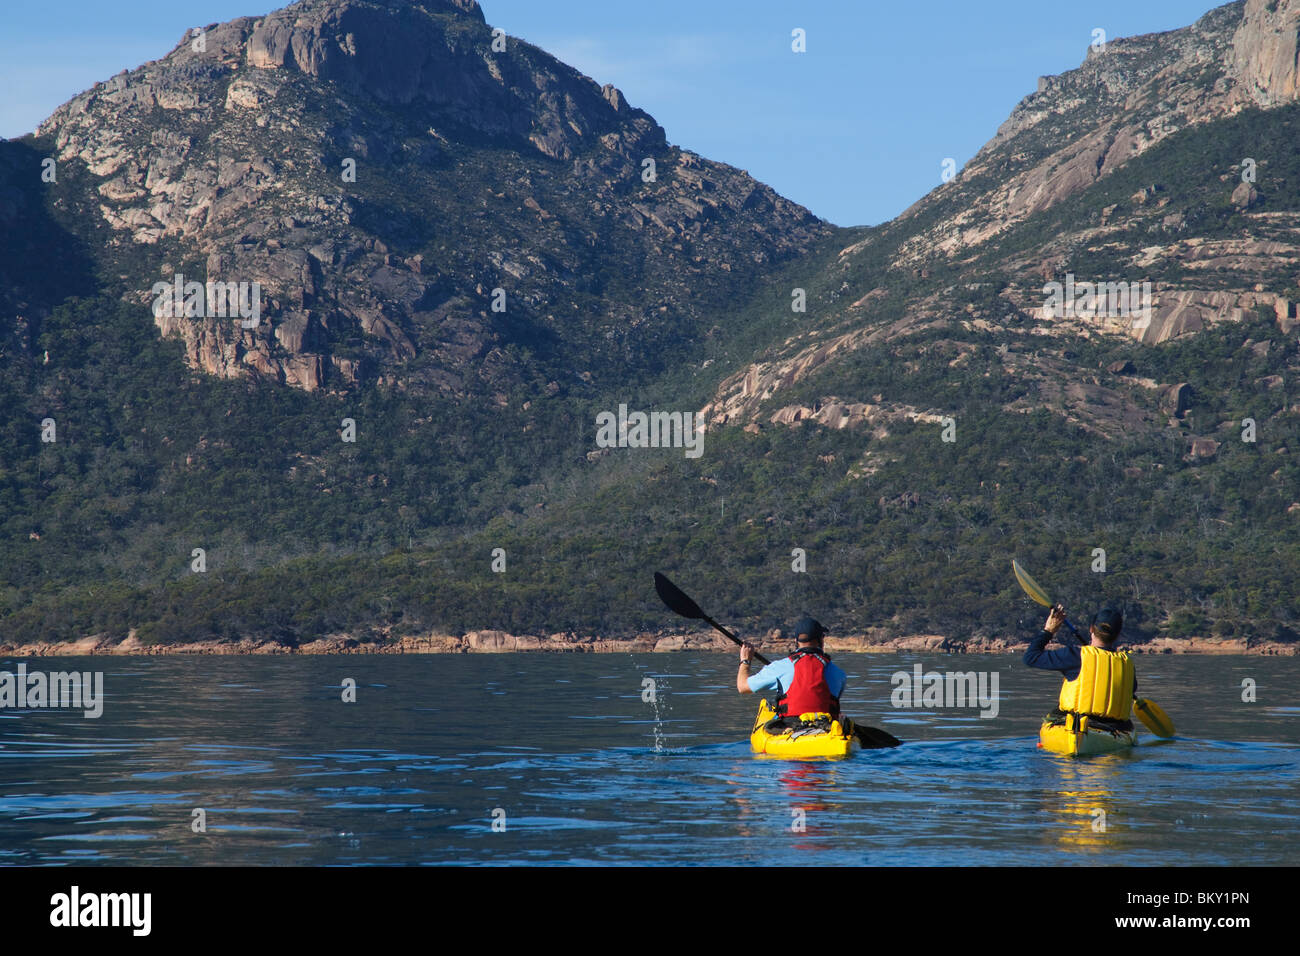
[699,0,1300,441]
[33,0,826,393]
[898,0,1300,257]
[1231,0,1300,106]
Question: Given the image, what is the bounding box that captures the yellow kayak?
[1038,716,1137,756]
[750,699,859,759]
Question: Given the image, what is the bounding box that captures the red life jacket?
[776,647,839,717]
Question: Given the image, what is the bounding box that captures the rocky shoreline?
[2,629,1295,657]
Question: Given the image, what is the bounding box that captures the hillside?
[1,0,1298,650]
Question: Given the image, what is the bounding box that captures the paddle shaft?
[704,613,770,666]
[654,572,770,665]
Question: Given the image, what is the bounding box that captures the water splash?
[649,677,673,752]
[628,656,674,753]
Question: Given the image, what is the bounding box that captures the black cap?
[1092,607,1123,640]
[792,616,826,643]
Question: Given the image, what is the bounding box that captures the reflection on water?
[779,763,840,853]
[1045,756,1128,853]
[0,653,1296,865]
[1041,734,1192,853]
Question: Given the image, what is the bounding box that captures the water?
[0,653,1295,865]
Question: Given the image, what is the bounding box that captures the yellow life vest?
[1058,646,1134,720]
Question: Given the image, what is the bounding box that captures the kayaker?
[737,616,846,718]
[1024,604,1136,732]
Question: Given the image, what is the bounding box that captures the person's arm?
[1023,632,1080,671]
[737,643,755,693]
[1023,604,1082,673]
[827,662,847,702]
[742,652,788,696]
[1055,624,1084,649]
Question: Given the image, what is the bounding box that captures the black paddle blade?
[854,725,902,749]
[654,572,705,620]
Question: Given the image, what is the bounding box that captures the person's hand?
[740,643,754,663]
[1045,604,1066,635]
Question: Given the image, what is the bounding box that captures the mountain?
[701,0,1300,436]
[20,0,824,394]
[1,0,1298,650]
[896,0,1299,260]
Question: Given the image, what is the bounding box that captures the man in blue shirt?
[737,616,847,716]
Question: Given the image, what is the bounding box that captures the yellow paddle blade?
[1134,698,1175,738]
[1012,559,1053,607]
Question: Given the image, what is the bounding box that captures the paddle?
[845,717,902,749]
[1011,559,1176,738]
[653,572,901,748]
[1132,697,1175,738]
[653,571,769,664]
[1012,559,1086,643]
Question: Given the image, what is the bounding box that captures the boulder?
[653,634,727,652]
[1231,181,1260,208]
[879,491,921,511]
[463,629,516,652]
[1160,382,1193,417]
[1275,298,1295,328]
[770,405,813,425]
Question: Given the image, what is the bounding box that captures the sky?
[0,0,1227,226]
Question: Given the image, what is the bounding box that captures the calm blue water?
[0,653,1295,865]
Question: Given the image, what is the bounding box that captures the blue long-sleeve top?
[1022,629,1136,692]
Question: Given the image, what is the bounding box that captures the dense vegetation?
[3,80,1299,650]
[2,293,1296,646]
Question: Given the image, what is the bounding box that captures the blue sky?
[1,0,1224,225]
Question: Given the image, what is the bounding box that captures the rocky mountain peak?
[888,0,1300,263]
[23,0,824,393]
[698,0,1300,441]
[244,0,493,104]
